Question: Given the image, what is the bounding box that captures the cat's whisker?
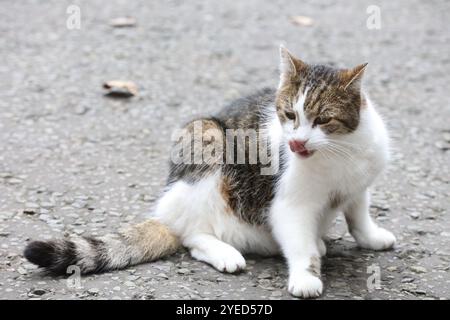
[317,149,332,161]
[320,145,369,177]
[326,139,363,149]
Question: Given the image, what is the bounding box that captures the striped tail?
[23,219,180,275]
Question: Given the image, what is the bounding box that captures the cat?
[24,46,396,298]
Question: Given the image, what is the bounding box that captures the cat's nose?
[289,139,308,153]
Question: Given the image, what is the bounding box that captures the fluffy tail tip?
[24,241,57,268]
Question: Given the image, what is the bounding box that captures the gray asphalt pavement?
[0,0,449,299]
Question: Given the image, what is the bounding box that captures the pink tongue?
[289,140,307,153]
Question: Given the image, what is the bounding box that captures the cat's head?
[275,46,366,158]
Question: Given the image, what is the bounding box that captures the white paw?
[209,247,246,273]
[191,246,246,273]
[318,239,327,257]
[288,272,323,298]
[354,227,396,251]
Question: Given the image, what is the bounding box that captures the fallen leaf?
[109,17,137,28]
[290,15,314,27]
[103,81,138,98]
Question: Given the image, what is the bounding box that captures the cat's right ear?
[279,45,306,82]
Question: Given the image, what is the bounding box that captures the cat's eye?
[285,110,296,120]
[314,116,331,126]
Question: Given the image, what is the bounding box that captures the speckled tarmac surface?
[0,0,449,299]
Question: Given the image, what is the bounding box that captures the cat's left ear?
[340,63,368,90]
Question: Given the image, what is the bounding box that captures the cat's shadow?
[24,240,394,299]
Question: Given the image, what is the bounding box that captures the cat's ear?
[340,63,367,90]
[279,45,306,81]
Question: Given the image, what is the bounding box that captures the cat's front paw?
[353,227,396,251]
[214,249,246,273]
[191,246,246,273]
[288,272,323,298]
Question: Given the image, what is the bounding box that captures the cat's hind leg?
[184,234,246,273]
[154,171,251,273]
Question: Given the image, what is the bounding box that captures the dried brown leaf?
[109,17,137,28]
[290,15,314,27]
[103,81,138,98]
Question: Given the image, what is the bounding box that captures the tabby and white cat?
[24,46,396,298]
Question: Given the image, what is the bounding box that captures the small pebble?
[410,266,427,274]
[32,289,47,296]
[88,288,100,295]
